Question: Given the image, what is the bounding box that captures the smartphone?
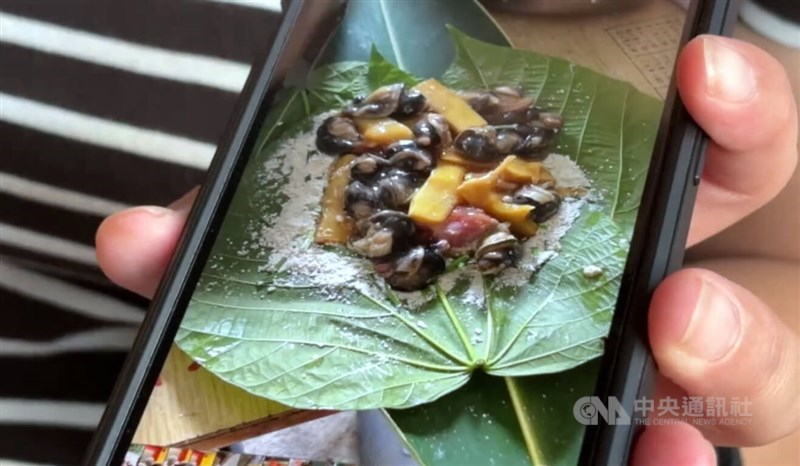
[86,1,740,465]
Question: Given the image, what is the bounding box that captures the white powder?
[543,153,591,188]
[497,154,591,288]
[254,114,381,299]
[251,115,592,308]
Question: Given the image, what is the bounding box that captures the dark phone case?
[83,2,347,464]
[578,1,740,465]
[86,1,740,465]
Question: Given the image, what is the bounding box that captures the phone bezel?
[83,1,347,463]
[579,0,740,464]
[86,1,740,464]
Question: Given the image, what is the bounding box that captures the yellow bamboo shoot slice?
[315,154,355,245]
[499,158,555,185]
[455,156,539,237]
[408,162,467,225]
[354,117,414,145]
[440,148,496,171]
[413,79,487,133]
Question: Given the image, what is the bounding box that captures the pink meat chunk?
[432,206,498,250]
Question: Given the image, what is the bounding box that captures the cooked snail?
[350,153,389,182]
[375,169,420,210]
[345,84,427,119]
[316,115,370,155]
[344,181,380,220]
[386,146,433,174]
[459,86,564,130]
[350,211,416,258]
[453,124,555,163]
[475,229,520,274]
[377,245,446,291]
[383,140,418,156]
[512,184,562,223]
[412,113,452,148]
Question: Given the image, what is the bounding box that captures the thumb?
[649,268,799,446]
[96,188,197,298]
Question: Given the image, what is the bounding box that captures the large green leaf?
[390,360,602,466]
[173,16,666,464]
[441,27,660,225]
[177,30,661,413]
[175,33,662,466]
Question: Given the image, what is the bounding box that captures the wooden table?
[134,1,800,460]
[131,345,330,450]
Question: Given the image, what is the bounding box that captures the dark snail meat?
[350,211,416,259]
[345,84,427,119]
[316,116,370,155]
[512,184,562,223]
[344,181,380,221]
[453,124,555,163]
[350,153,389,182]
[375,169,420,210]
[475,230,520,274]
[459,86,564,131]
[412,113,452,148]
[379,246,446,292]
[386,146,434,174]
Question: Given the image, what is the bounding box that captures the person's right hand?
[96,35,799,466]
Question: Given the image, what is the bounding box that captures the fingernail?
[136,206,171,217]
[703,37,757,103]
[679,277,741,362]
[168,187,198,214]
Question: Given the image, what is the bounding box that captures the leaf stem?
[356,288,472,367]
[435,283,478,365]
[482,275,494,362]
[505,377,545,466]
[301,90,311,116]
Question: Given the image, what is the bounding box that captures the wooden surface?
[134,1,799,459]
[496,0,686,98]
[132,345,330,449]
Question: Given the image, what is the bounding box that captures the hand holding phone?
[90,1,799,464]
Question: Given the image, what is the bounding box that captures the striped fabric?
[0,2,281,464]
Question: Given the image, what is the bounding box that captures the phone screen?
[120,1,693,465]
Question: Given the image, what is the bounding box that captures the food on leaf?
[411,112,452,149]
[430,206,498,253]
[315,115,373,155]
[459,86,564,129]
[355,117,414,145]
[453,124,556,163]
[413,78,487,133]
[499,158,555,185]
[408,162,467,226]
[456,156,539,237]
[475,227,520,274]
[315,80,574,289]
[345,83,427,119]
[315,154,356,245]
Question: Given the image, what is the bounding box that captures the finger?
[677,35,798,246]
[649,268,800,446]
[631,423,716,466]
[96,188,198,298]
